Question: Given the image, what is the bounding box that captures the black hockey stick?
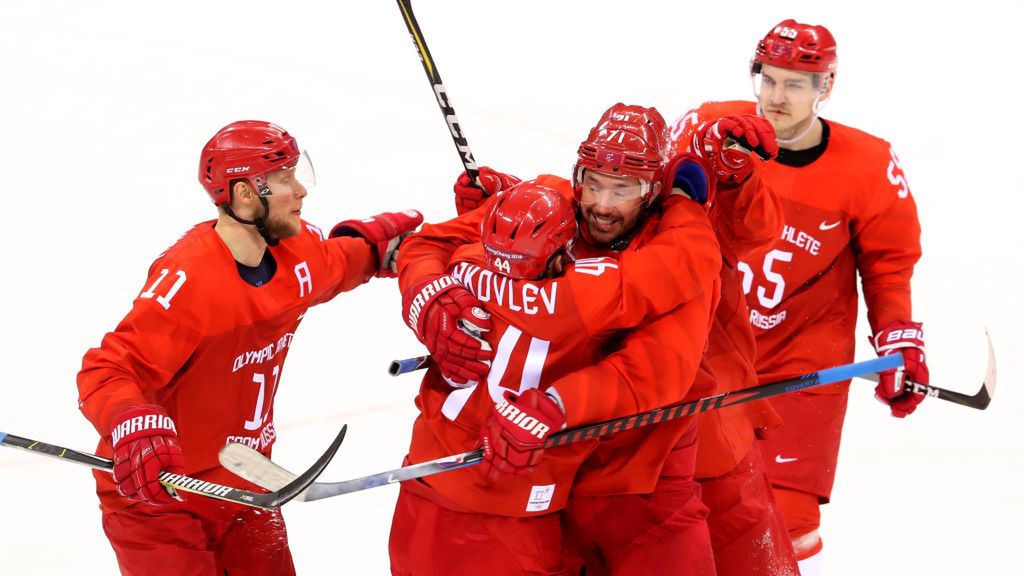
[395,0,480,181]
[389,332,997,411]
[859,330,997,410]
[223,355,905,501]
[1,425,347,509]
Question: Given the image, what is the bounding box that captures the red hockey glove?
[402,276,494,386]
[454,167,521,215]
[695,115,778,186]
[330,210,424,278]
[480,389,566,480]
[110,405,185,505]
[871,320,929,418]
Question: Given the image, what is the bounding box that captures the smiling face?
[754,64,832,140]
[576,170,646,245]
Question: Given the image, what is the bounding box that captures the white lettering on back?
[450,262,558,316]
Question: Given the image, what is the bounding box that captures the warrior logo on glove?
[494,395,555,439]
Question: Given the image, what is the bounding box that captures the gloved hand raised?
[453,167,521,216]
[695,114,778,186]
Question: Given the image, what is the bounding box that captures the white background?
[1,1,1021,574]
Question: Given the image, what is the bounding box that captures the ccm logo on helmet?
[496,397,551,439]
[226,166,251,174]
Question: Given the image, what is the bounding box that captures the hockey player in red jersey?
[397,103,794,574]
[77,120,423,575]
[670,110,799,576]
[445,110,789,575]
[551,114,789,576]
[390,175,720,575]
[669,20,926,574]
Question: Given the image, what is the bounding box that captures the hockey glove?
[330,210,424,278]
[694,115,778,186]
[111,405,185,505]
[402,276,494,386]
[480,389,566,480]
[871,319,929,418]
[454,167,521,215]
[664,153,711,204]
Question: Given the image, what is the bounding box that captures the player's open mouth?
[589,214,619,232]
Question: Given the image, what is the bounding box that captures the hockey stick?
[388,332,998,411]
[389,354,430,376]
[1,425,347,510]
[859,330,997,410]
[395,0,480,180]
[223,355,903,501]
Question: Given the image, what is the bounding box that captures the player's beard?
[264,210,302,241]
[581,202,641,246]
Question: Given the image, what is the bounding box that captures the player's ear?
[546,251,567,277]
[820,73,835,99]
[232,180,252,202]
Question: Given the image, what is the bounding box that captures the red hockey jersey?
[666,111,786,477]
[78,220,376,512]
[675,101,922,393]
[398,175,721,505]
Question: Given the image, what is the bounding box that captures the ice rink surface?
[1,1,1020,573]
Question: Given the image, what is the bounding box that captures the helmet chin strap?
[224,195,280,247]
[758,88,830,147]
[775,115,819,146]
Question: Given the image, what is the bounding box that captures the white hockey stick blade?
[220,441,482,502]
[857,330,996,410]
[220,441,311,501]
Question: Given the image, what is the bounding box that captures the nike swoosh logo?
[775,455,799,464]
[819,220,841,231]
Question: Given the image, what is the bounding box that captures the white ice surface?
[1,1,1021,574]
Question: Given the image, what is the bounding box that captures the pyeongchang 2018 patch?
[526,484,555,512]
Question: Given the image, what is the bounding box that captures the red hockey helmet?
[752,19,838,76]
[481,180,577,280]
[573,103,670,205]
[198,121,303,206]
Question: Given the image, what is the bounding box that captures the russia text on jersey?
[750,309,787,330]
[226,421,277,452]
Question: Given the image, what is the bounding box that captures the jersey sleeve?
[710,173,784,265]
[309,226,378,306]
[553,205,722,427]
[77,262,203,437]
[852,143,922,331]
[669,102,781,264]
[553,281,719,428]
